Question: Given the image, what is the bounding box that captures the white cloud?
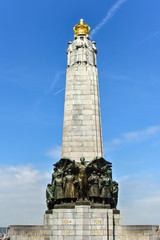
[123,125,160,142]
[118,173,160,225]
[45,145,62,159]
[104,125,160,151]
[0,164,160,227]
[90,0,128,38]
[0,165,50,226]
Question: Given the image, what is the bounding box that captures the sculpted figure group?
[66,35,97,67]
[46,157,118,210]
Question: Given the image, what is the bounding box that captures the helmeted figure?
[46,184,54,210]
[51,167,58,187]
[63,169,78,202]
[77,157,88,201]
[107,167,112,182]
[111,181,119,208]
[88,171,100,203]
[100,172,112,204]
[54,172,64,204]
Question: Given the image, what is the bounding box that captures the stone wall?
[115,225,160,240]
[7,206,160,240]
[8,225,50,240]
[62,65,103,162]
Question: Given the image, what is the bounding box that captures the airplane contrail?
[136,30,160,45]
[90,0,128,38]
[52,88,65,96]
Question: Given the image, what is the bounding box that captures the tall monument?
[7,20,160,240]
[44,20,120,240]
[46,19,118,210]
[62,19,103,162]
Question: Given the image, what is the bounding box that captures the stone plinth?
[44,205,121,240]
[115,225,160,240]
[7,205,160,240]
[7,225,51,240]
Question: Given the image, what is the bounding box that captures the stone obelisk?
[62,19,103,162]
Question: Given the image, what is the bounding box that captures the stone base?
[7,206,160,240]
[7,225,50,240]
[44,205,121,240]
[116,225,160,240]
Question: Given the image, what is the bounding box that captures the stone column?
[62,33,103,162]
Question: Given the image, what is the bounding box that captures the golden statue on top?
[73,19,90,35]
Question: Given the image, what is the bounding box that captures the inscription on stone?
[94,219,102,224]
[116,232,150,239]
[91,230,103,235]
[63,230,75,235]
[63,219,72,224]
[21,232,49,238]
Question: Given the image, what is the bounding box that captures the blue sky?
[0,0,160,226]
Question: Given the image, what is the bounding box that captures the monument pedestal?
[44,205,122,240]
[7,208,160,240]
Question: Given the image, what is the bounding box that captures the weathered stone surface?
[7,206,160,240]
[62,34,103,162]
[115,225,160,240]
[7,225,51,240]
[43,206,115,239]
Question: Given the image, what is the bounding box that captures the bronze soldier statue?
[78,157,88,201]
[46,157,119,209]
[111,181,119,208]
[100,172,112,205]
[53,172,64,204]
[88,171,100,203]
[63,169,78,203]
[51,167,58,187]
[46,184,54,209]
